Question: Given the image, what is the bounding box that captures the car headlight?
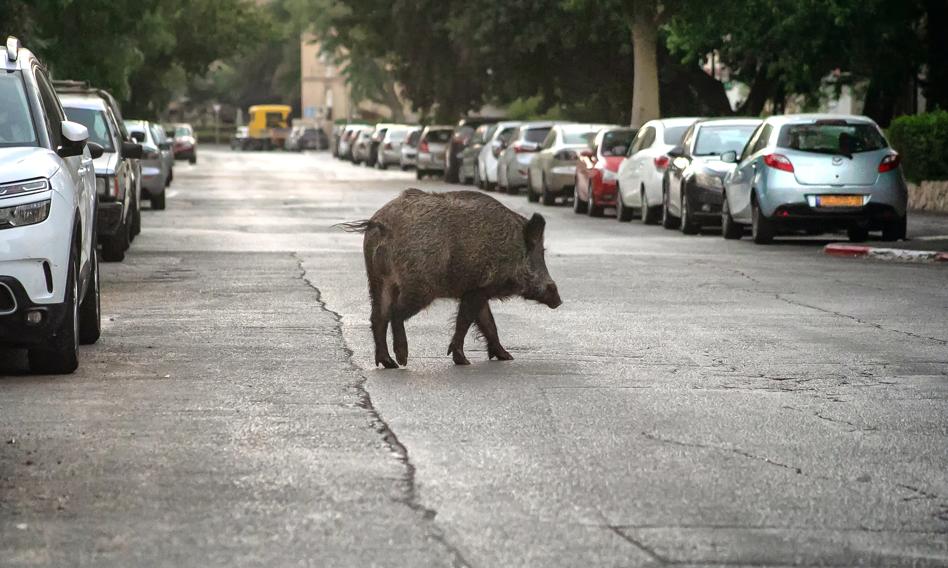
[0,199,51,229]
[0,178,49,199]
[696,172,724,190]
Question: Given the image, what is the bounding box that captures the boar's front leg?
[448,292,484,365]
[476,302,513,361]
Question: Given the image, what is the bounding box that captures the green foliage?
[887,111,948,183]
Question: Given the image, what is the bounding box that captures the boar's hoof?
[395,350,408,367]
[488,346,514,361]
[447,345,471,366]
[376,355,399,369]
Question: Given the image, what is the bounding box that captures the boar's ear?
[524,213,546,249]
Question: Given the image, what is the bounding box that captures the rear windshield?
[693,124,758,156]
[777,122,887,156]
[0,72,38,148]
[406,130,421,145]
[563,130,598,145]
[524,127,551,144]
[601,129,636,157]
[425,129,452,143]
[64,107,115,152]
[664,125,690,145]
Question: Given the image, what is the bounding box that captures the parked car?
[167,123,197,164]
[285,125,328,151]
[658,118,762,232]
[231,126,250,150]
[377,126,414,169]
[337,124,369,161]
[496,122,558,194]
[125,120,173,210]
[528,123,613,205]
[720,114,907,244]
[476,120,521,190]
[458,123,495,185]
[351,128,374,165]
[366,124,401,167]
[616,117,700,224]
[1,36,102,373]
[445,117,501,183]
[399,128,423,170]
[574,126,638,217]
[59,91,143,262]
[416,125,453,179]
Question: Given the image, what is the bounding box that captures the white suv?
[0,37,102,374]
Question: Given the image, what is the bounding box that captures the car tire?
[189,155,197,165]
[847,226,869,242]
[29,242,80,374]
[573,183,588,214]
[527,178,539,202]
[79,247,101,345]
[751,197,775,244]
[152,191,166,211]
[101,217,129,262]
[721,193,742,240]
[641,188,659,225]
[661,184,678,230]
[131,194,141,239]
[474,165,482,189]
[416,169,425,181]
[541,174,555,206]
[882,215,907,241]
[587,181,603,217]
[616,188,634,222]
[167,168,173,186]
[680,188,699,235]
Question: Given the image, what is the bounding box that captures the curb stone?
[824,244,948,264]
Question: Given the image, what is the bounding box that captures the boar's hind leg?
[448,292,485,365]
[476,302,513,361]
[370,284,398,369]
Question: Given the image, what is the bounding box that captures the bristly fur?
[334,219,385,234]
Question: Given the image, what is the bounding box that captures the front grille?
[0,283,16,314]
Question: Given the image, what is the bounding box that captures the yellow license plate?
[817,195,863,207]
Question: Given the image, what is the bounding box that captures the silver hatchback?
[721,114,908,244]
[126,120,173,210]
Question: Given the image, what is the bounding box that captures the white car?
[126,120,172,210]
[476,120,521,190]
[0,37,102,374]
[616,117,700,224]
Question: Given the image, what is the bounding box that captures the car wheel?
[751,197,775,244]
[29,242,79,374]
[152,191,166,211]
[474,164,483,190]
[573,180,588,214]
[680,187,699,235]
[189,155,197,165]
[587,181,603,217]
[167,168,173,186]
[641,187,659,225]
[79,247,101,345]
[847,225,869,243]
[541,174,555,206]
[661,184,678,230]
[131,194,141,239]
[721,192,742,240]
[882,215,907,241]
[416,169,425,181]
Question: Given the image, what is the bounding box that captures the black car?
[663,118,762,234]
[444,117,502,184]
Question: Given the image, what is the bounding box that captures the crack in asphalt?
[293,253,472,568]
[642,432,804,475]
[781,405,878,433]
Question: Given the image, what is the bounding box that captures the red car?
[573,127,638,217]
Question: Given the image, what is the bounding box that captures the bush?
[887,111,948,183]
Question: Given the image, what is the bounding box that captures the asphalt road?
[2,147,947,567]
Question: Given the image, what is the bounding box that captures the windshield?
[524,127,551,144]
[63,107,115,152]
[777,122,887,156]
[694,124,758,156]
[0,72,38,148]
[563,129,597,145]
[664,125,690,145]
[389,129,408,141]
[406,130,421,146]
[601,129,636,157]
[174,126,193,137]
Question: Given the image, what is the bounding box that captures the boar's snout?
[542,283,562,309]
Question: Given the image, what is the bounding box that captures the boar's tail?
[334,219,386,234]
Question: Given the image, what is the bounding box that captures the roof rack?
[6,36,20,62]
[52,79,93,92]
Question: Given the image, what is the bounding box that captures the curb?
[824,244,948,264]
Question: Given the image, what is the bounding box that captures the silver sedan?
[527,123,614,205]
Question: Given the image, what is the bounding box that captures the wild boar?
[341,189,561,368]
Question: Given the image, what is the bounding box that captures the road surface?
[2,148,947,567]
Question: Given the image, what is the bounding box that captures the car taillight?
[878,153,900,173]
[653,155,670,170]
[554,150,578,161]
[419,141,429,153]
[764,153,794,173]
[112,177,120,198]
[513,143,535,154]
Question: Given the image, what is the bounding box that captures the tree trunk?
[629,0,660,126]
[737,64,773,116]
[924,0,948,111]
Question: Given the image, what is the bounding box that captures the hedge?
[887,110,948,183]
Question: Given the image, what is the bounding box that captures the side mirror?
[121,141,143,160]
[667,145,686,158]
[58,120,89,158]
[87,142,104,160]
[721,150,737,163]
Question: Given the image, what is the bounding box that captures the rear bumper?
[0,277,67,347]
[768,202,903,230]
[417,153,445,171]
[174,147,196,160]
[590,179,618,206]
[97,201,124,237]
[759,177,908,219]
